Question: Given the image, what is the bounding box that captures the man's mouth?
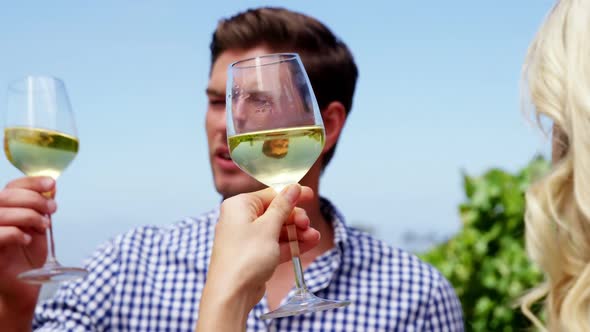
[219,151,231,160]
[214,147,239,171]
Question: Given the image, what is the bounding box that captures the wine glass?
[3,75,87,283]
[226,53,350,319]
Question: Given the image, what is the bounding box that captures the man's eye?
[248,96,273,109]
[209,100,225,106]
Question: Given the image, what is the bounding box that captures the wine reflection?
[262,137,289,159]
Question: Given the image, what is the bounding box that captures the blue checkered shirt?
[33,198,464,331]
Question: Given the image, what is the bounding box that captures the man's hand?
[0,176,54,330]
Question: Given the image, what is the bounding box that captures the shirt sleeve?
[423,276,465,332]
[33,238,121,331]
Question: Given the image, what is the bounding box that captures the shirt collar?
[300,197,348,294]
[319,196,348,251]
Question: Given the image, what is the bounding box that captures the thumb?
[257,184,301,237]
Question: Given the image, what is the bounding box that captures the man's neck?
[296,196,334,257]
[297,164,334,256]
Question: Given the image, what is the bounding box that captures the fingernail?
[282,184,300,204]
[46,200,57,213]
[23,233,32,244]
[41,177,54,191]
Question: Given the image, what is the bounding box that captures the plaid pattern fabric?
[33,199,464,331]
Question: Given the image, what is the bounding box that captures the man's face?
[206,46,273,198]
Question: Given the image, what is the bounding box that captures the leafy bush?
[420,157,549,331]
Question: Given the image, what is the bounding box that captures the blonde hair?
[520,0,590,330]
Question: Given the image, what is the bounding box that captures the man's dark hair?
[210,7,358,169]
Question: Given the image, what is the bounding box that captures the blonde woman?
[521,0,590,330]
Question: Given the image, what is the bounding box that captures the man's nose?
[214,109,228,134]
[232,98,248,133]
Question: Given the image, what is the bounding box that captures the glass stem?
[292,256,308,292]
[44,214,58,265]
[287,224,309,293]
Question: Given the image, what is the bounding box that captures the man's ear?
[321,101,347,153]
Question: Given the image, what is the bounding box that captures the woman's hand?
[196,184,320,332]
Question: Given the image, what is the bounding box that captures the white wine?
[4,127,79,179]
[228,125,324,191]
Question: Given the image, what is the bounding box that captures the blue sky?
[1,0,554,265]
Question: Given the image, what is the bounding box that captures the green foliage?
[420,156,550,331]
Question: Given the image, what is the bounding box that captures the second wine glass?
[226,53,350,319]
[4,75,87,283]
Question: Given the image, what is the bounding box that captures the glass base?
[261,291,350,320]
[18,263,88,284]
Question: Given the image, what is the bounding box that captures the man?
[0,7,464,331]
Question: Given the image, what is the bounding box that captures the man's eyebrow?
[243,90,275,101]
[205,88,224,97]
